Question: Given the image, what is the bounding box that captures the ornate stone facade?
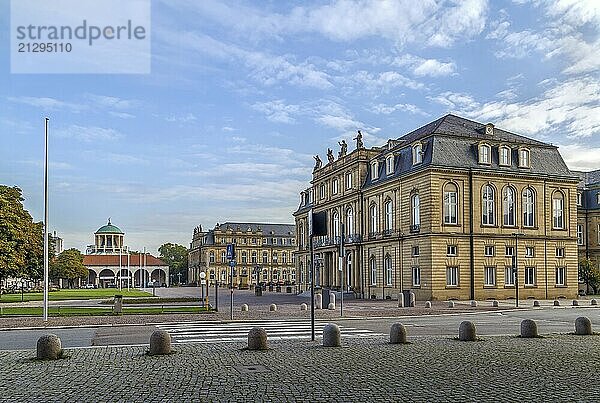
[294,114,580,300]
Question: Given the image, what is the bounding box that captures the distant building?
[49,231,63,256]
[576,170,600,270]
[188,222,296,288]
[295,114,579,301]
[83,220,169,287]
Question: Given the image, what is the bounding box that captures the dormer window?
[499,146,511,166]
[386,154,394,175]
[300,192,305,205]
[412,143,423,165]
[371,160,379,180]
[478,143,491,164]
[597,192,600,205]
[519,148,530,168]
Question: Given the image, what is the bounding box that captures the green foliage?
[50,248,87,287]
[579,258,600,294]
[158,243,189,283]
[0,186,44,281]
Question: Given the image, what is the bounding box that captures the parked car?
[84,284,94,289]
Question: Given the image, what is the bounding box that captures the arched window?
[384,199,393,232]
[346,207,354,235]
[251,251,257,264]
[333,211,340,238]
[411,194,420,227]
[503,186,516,226]
[371,160,379,179]
[413,143,423,165]
[479,144,491,164]
[523,188,535,227]
[552,191,564,229]
[370,203,378,233]
[443,183,458,224]
[482,185,495,225]
[370,256,377,286]
[385,254,392,286]
[386,155,394,174]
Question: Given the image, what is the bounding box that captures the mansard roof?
[213,222,295,236]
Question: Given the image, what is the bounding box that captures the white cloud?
[54,125,122,142]
[558,143,600,171]
[109,111,136,119]
[85,94,138,110]
[7,96,86,112]
[393,54,456,77]
[165,113,197,124]
[348,70,423,92]
[371,103,427,115]
[252,100,300,124]
[429,91,479,111]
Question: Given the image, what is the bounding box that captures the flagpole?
[43,117,49,322]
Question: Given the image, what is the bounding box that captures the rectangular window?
[446,266,458,286]
[412,246,420,257]
[443,191,458,224]
[525,246,534,257]
[598,224,600,246]
[484,267,496,286]
[504,266,515,286]
[577,193,582,206]
[577,224,584,245]
[332,179,339,195]
[556,267,566,286]
[320,184,326,199]
[505,246,514,257]
[553,198,564,229]
[500,147,510,166]
[524,266,535,286]
[447,245,457,256]
[252,238,257,244]
[346,172,352,189]
[556,248,564,258]
[412,266,420,286]
[597,192,600,205]
[484,245,495,257]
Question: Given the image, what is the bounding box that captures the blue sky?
[1,0,598,253]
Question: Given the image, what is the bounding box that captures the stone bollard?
[553,300,560,307]
[269,304,277,312]
[149,330,172,355]
[247,327,268,350]
[36,334,62,360]
[329,292,336,307]
[575,317,593,335]
[315,294,323,310]
[520,319,538,338]
[398,297,405,308]
[591,299,598,306]
[300,303,308,311]
[448,301,455,308]
[409,292,416,308]
[533,300,540,307]
[458,321,476,341]
[573,300,579,307]
[425,301,431,308]
[327,302,335,310]
[492,300,499,307]
[113,294,123,315]
[471,300,478,308]
[322,323,341,347]
[241,304,249,312]
[389,323,407,344]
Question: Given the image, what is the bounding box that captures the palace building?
[294,114,580,301]
[83,220,169,288]
[188,222,296,288]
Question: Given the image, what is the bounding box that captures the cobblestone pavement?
[1,334,598,402]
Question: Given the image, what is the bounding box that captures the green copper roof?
[95,220,124,234]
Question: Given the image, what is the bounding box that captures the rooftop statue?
[338,140,347,157]
[313,155,322,170]
[354,130,364,149]
[327,148,334,163]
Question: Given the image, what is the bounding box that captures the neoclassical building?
[577,170,600,269]
[83,220,169,287]
[188,222,296,288]
[294,114,579,301]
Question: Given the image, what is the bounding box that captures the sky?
[0,0,598,254]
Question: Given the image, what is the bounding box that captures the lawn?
[0,305,211,316]
[0,288,152,303]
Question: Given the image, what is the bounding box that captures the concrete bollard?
[575,317,593,335]
[591,299,598,306]
[458,321,476,341]
[36,334,62,360]
[425,301,431,308]
[553,300,560,307]
[573,300,579,307]
[448,301,455,308]
[322,323,341,347]
[300,303,308,311]
[247,327,268,350]
[149,330,172,355]
[113,294,123,314]
[327,302,335,310]
[520,319,538,338]
[409,292,416,308]
[241,304,249,312]
[269,303,277,312]
[398,297,405,308]
[470,300,478,308]
[329,292,336,307]
[533,300,540,307]
[315,294,323,310]
[389,323,407,344]
[492,300,499,307]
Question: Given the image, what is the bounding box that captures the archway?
[151,269,167,286]
[87,270,97,286]
[98,269,115,288]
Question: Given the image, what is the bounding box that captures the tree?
[0,186,44,284]
[158,243,188,284]
[50,248,87,288]
[579,258,600,295]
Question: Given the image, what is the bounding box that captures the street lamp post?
[512,232,525,307]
